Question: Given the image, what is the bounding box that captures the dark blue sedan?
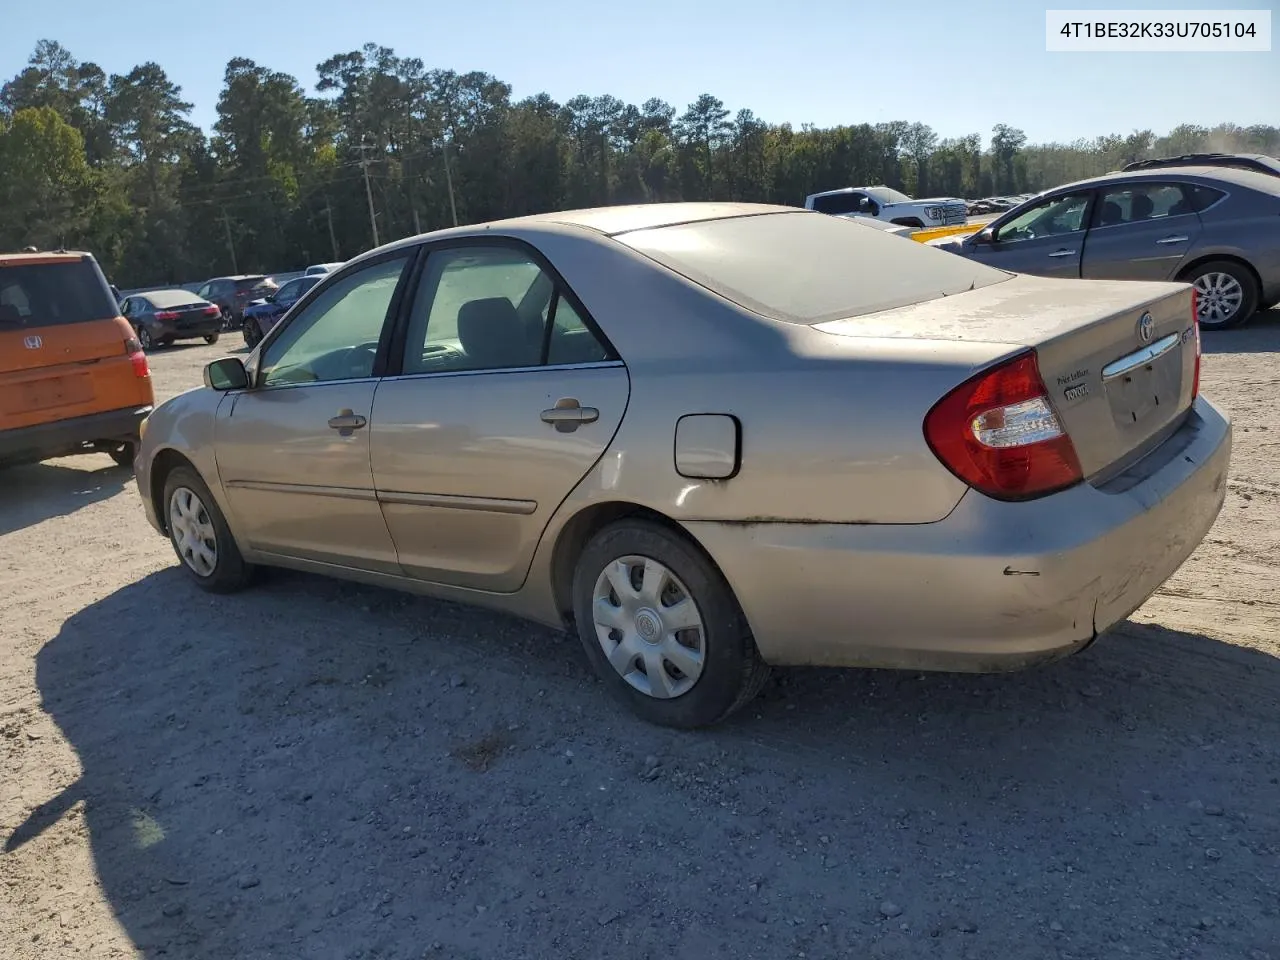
[241,274,322,347]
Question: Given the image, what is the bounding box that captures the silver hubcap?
[169,486,218,577]
[1194,272,1244,325]
[592,555,706,700]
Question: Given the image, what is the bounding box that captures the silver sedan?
[134,203,1231,727]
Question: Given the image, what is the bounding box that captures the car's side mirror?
[204,357,249,391]
[971,228,994,245]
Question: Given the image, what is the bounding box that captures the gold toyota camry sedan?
[134,202,1231,728]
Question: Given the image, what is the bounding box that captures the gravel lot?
[3,313,1279,960]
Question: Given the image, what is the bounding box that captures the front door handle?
[1155,235,1189,245]
[328,408,367,436]
[540,398,599,433]
[1048,248,1076,258]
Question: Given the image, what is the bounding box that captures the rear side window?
[616,211,1011,325]
[235,277,269,291]
[810,193,870,216]
[1185,184,1227,212]
[0,260,118,329]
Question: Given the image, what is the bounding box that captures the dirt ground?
[2,313,1279,960]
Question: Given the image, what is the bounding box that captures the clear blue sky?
[3,0,1277,144]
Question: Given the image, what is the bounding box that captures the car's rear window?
[145,289,205,308]
[235,277,270,290]
[0,260,118,329]
[615,211,1011,325]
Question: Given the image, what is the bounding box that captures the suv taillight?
[125,336,150,377]
[923,350,1083,501]
[1190,289,1202,399]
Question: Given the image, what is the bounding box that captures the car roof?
[1049,165,1280,194]
[370,203,802,259]
[0,251,91,266]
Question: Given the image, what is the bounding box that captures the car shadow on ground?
[12,567,1280,958]
[1201,305,1280,356]
[0,460,131,537]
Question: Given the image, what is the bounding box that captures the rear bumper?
[0,405,152,466]
[687,396,1231,671]
[153,318,222,339]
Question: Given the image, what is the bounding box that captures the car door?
[964,190,1094,278]
[370,241,629,592]
[213,252,414,573]
[1080,181,1204,280]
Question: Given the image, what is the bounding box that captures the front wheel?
[204,332,221,345]
[891,217,925,229]
[162,465,253,593]
[106,440,135,469]
[1184,260,1259,329]
[571,519,770,728]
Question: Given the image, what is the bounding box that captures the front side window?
[259,255,409,387]
[811,193,871,216]
[994,192,1092,243]
[401,245,611,375]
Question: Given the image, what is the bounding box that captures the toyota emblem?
[23,335,42,349]
[1138,312,1154,343]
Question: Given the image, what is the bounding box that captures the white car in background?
[805,185,969,229]
[304,262,345,276]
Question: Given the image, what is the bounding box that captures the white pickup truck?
[804,185,969,229]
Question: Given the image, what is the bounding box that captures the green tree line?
[2,39,1277,288]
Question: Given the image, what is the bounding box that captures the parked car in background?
[0,250,153,469]
[196,275,277,329]
[930,166,1280,328]
[135,202,1228,728]
[804,186,968,228]
[1123,153,1280,179]
[120,290,223,350]
[241,273,323,347]
[304,262,344,276]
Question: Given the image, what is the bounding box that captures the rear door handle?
[1048,248,1076,258]
[328,409,367,435]
[1156,235,1189,245]
[541,398,599,433]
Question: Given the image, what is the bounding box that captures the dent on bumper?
[687,397,1232,672]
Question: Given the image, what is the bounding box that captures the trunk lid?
[814,274,1199,480]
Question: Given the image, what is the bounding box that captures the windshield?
[616,211,1010,325]
[865,186,913,204]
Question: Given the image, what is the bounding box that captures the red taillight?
[125,337,150,377]
[1190,289,1202,399]
[923,350,1083,501]
[203,305,220,317]
[155,310,179,320]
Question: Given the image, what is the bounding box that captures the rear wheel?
[571,519,769,728]
[106,440,135,469]
[204,332,220,345]
[162,466,253,593]
[137,326,154,350]
[1183,260,1259,329]
[243,319,262,348]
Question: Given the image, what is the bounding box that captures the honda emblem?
[23,335,43,349]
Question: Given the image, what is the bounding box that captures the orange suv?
[0,251,155,469]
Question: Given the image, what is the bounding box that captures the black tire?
[571,519,770,729]
[107,440,135,469]
[161,465,253,593]
[243,319,261,348]
[1181,259,1259,330]
[204,332,220,345]
[137,325,154,350]
[891,217,925,229]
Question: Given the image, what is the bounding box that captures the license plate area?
[1102,332,1183,430]
[21,374,93,412]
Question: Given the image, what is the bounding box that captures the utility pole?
[358,142,380,247]
[324,198,340,260]
[412,206,422,235]
[221,209,238,274]
[441,136,459,227]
